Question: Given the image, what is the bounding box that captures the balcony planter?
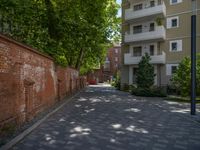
[156,17,163,26]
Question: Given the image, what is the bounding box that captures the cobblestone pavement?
[11,85,200,150]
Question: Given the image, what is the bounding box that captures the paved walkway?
[11,85,200,150]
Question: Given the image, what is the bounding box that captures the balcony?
[125,2,166,22]
[103,60,110,72]
[124,26,166,43]
[124,52,166,65]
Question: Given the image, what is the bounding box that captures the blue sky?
[117,0,122,17]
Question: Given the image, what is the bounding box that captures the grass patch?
[164,95,200,103]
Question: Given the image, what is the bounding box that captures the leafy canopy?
[0,0,121,74]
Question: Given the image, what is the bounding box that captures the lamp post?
[191,0,197,115]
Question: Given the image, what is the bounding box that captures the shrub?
[171,54,200,97]
[131,86,166,97]
[122,84,129,92]
[129,53,164,97]
[136,53,155,89]
[111,72,121,90]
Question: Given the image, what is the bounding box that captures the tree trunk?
[75,48,84,70]
[44,0,57,39]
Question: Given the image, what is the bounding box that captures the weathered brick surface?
[0,34,86,128]
[56,67,80,100]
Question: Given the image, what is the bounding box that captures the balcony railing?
[124,26,166,43]
[124,52,166,65]
[125,2,166,22]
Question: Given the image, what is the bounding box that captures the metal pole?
[191,0,197,115]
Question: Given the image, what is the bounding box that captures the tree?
[0,0,120,73]
[171,54,200,97]
[136,53,155,89]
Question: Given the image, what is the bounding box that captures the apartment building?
[87,44,121,84]
[121,0,200,89]
[103,44,121,81]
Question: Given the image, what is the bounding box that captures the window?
[150,45,154,56]
[134,4,143,11]
[167,16,179,29]
[170,0,182,5]
[171,42,177,51]
[171,19,178,27]
[133,46,142,56]
[170,40,182,52]
[115,57,118,62]
[150,1,155,7]
[115,49,118,54]
[104,63,110,70]
[149,23,155,32]
[166,64,179,75]
[172,0,178,3]
[158,0,162,5]
[133,25,142,34]
[171,66,177,74]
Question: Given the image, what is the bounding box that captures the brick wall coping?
[0,34,54,61]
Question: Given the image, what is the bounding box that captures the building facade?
[103,44,121,81]
[121,0,200,88]
[87,44,121,84]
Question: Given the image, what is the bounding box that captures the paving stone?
[10,85,200,150]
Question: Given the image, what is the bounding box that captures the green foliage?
[111,71,121,90]
[129,53,166,97]
[171,54,200,97]
[130,85,166,97]
[136,53,155,89]
[155,17,163,26]
[0,0,120,72]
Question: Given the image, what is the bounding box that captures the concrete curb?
[0,91,82,150]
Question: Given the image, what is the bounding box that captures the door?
[24,79,34,121]
[149,23,155,32]
[133,68,138,84]
[150,1,155,7]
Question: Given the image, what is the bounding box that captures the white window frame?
[115,49,118,54]
[133,3,143,11]
[166,64,179,76]
[169,40,182,52]
[170,0,182,5]
[167,16,179,29]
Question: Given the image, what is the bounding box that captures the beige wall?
[120,65,129,87]
[121,0,200,86]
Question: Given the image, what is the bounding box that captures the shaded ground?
[11,85,200,150]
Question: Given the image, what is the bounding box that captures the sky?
[117,0,122,17]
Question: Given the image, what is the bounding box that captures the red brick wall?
[87,68,104,84]
[87,45,121,83]
[0,34,86,128]
[107,46,121,75]
[56,67,79,100]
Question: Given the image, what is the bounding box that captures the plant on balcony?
[155,17,163,26]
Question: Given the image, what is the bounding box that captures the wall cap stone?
[0,34,54,61]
